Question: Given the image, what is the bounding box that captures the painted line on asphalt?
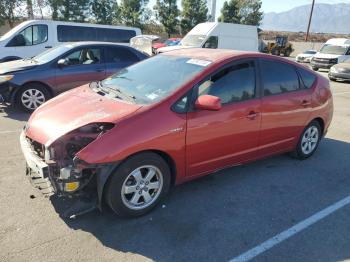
[333,91,350,96]
[0,130,21,134]
[228,195,350,262]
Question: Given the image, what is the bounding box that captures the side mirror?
[195,95,221,111]
[57,58,68,67]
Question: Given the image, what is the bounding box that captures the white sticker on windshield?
[146,93,159,100]
[186,59,212,67]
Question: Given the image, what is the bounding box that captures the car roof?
[161,48,262,63]
[62,41,131,47]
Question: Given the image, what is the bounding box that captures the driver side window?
[203,36,218,49]
[198,61,256,104]
[62,48,101,66]
[6,25,48,47]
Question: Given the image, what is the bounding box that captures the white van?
[0,20,141,62]
[157,22,258,53]
[310,38,350,71]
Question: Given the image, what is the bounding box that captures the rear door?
[105,46,141,77]
[54,46,106,93]
[186,59,262,177]
[258,58,313,157]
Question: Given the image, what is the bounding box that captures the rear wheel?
[312,67,319,71]
[284,49,291,57]
[105,152,171,218]
[16,84,51,112]
[291,120,321,159]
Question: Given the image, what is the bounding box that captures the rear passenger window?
[260,60,300,96]
[106,47,139,63]
[297,68,316,88]
[198,61,256,104]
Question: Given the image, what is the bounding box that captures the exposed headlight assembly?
[0,75,13,84]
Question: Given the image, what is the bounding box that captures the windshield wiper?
[98,81,136,102]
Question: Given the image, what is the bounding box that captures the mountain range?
[261,3,350,34]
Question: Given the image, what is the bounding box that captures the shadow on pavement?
[50,137,350,262]
[0,104,30,121]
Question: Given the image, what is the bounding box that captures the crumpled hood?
[25,85,142,146]
[0,59,36,74]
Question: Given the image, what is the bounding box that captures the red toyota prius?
[21,49,333,217]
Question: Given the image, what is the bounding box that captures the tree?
[0,0,23,28]
[48,0,89,22]
[218,0,263,26]
[154,0,179,37]
[91,0,118,24]
[218,0,240,23]
[239,0,263,26]
[27,0,34,19]
[180,0,208,34]
[118,0,149,28]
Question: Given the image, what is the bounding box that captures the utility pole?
[305,0,315,41]
[210,0,216,22]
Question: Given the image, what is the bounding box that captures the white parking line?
[0,130,21,134]
[229,195,350,262]
[333,91,350,96]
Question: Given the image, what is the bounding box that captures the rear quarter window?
[297,67,317,88]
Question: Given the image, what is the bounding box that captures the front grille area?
[28,138,45,160]
[313,58,338,64]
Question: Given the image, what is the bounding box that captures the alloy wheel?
[301,126,319,155]
[121,165,163,210]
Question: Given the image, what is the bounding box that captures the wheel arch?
[11,81,54,104]
[312,117,325,136]
[98,149,177,210]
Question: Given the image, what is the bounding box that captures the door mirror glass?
[195,95,221,111]
[57,58,68,66]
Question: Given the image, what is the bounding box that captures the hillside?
[262,3,350,34]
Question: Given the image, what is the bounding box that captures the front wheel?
[312,67,319,71]
[291,120,321,159]
[105,152,171,218]
[16,84,51,112]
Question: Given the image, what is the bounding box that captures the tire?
[16,84,51,112]
[105,152,171,218]
[284,49,291,57]
[329,76,336,82]
[271,48,280,56]
[291,120,322,160]
[312,67,319,71]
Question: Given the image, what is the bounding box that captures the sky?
[146,0,350,19]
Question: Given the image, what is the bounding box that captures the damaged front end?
[20,122,116,216]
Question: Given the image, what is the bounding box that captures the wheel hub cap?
[21,89,45,110]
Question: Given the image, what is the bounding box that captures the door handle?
[301,100,311,107]
[45,46,52,48]
[246,111,258,120]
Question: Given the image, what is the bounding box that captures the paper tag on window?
[186,59,212,67]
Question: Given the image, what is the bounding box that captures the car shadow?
[0,104,30,121]
[50,137,350,262]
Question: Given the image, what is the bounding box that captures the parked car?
[295,50,317,63]
[152,38,181,52]
[329,58,350,81]
[157,22,258,53]
[0,20,141,62]
[0,42,148,111]
[21,49,333,218]
[311,38,350,71]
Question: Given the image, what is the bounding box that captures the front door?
[55,46,106,93]
[186,60,261,177]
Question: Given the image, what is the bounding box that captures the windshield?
[101,55,209,105]
[320,44,349,55]
[32,44,72,64]
[181,34,206,47]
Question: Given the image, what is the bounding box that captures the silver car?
[329,58,350,82]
